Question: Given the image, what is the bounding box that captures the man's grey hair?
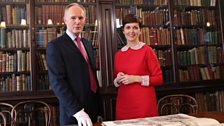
[64,3,86,18]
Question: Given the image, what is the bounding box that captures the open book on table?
[102,114,224,126]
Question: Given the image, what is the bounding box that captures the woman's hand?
[118,74,142,85]
[116,72,125,83]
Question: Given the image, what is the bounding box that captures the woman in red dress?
[113,14,164,120]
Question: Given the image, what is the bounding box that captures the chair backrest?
[157,94,198,116]
[0,103,14,126]
[12,100,51,126]
[0,111,6,126]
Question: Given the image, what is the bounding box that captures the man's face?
[64,6,86,35]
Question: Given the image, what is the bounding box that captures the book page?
[102,114,220,126]
[210,124,224,126]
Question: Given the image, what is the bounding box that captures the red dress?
[114,44,163,120]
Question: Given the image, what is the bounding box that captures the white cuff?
[73,108,85,118]
[141,75,150,86]
[73,108,93,126]
[113,78,120,87]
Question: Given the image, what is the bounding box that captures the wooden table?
[190,112,224,123]
[93,122,102,126]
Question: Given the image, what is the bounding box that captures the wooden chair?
[0,103,14,126]
[12,100,51,126]
[157,94,198,116]
[0,112,7,126]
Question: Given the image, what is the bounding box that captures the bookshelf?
[34,0,99,90]
[0,0,31,92]
[98,0,224,121]
[0,0,98,91]
[0,0,224,123]
[0,0,99,125]
[114,0,224,84]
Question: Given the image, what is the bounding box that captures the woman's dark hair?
[122,14,142,29]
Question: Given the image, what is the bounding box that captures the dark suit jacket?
[46,33,101,125]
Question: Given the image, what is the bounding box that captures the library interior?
[0,0,224,125]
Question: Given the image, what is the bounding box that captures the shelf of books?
[115,0,174,84]
[195,90,224,112]
[114,0,224,86]
[0,0,32,92]
[172,0,224,83]
[1,0,99,125]
[34,0,99,90]
[0,0,99,94]
[112,1,224,117]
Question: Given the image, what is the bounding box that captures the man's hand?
[73,109,93,126]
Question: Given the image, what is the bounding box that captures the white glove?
[73,109,93,126]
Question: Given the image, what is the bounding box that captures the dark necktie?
[76,36,97,93]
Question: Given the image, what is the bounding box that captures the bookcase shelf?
[114,0,224,84]
[0,0,99,125]
[0,2,26,5]
[33,0,99,91]
[0,90,56,101]
[97,0,224,121]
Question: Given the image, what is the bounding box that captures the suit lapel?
[81,38,94,66]
[63,33,79,51]
[82,39,91,56]
[63,33,94,67]
[64,34,87,58]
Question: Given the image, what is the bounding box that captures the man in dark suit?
[46,3,102,126]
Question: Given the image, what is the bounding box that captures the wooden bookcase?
[100,0,224,121]
[0,0,99,125]
[0,0,98,93]
[0,0,224,124]
[113,0,224,85]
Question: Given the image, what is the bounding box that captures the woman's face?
[123,22,141,43]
